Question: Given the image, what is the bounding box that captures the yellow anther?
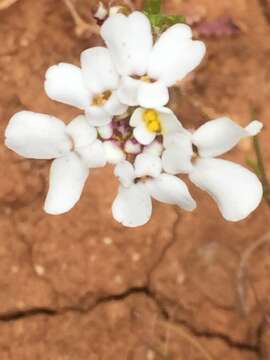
[140,75,151,83]
[143,109,162,133]
[92,90,112,106]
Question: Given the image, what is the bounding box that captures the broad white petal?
[162,133,193,174]
[76,139,106,168]
[143,140,163,157]
[86,107,112,127]
[45,63,89,110]
[133,126,156,146]
[146,174,196,211]
[5,111,71,159]
[124,139,141,154]
[103,141,126,164]
[103,90,128,116]
[134,153,162,178]
[80,47,119,94]
[193,117,263,158]
[117,76,141,106]
[130,107,144,127]
[98,124,113,139]
[148,24,206,86]
[66,115,97,148]
[112,183,152,227]
[44,153,89,215]
[189,158,263,221]
[137,81,169,108]
[114,160,135,187]
[101,12,153,76]
[159,108,184,135]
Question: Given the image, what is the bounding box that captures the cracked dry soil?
[1,0,270,359]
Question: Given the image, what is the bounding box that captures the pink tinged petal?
[124,140,141,154]
[143,140,163,157]
[137,81,169,108]
[5,111,71,159]
[117,76,141,106]
[146,174,196,211]
[103,90,128,116]
[44,152,89,215]
[114,160,135,187]
[80,47,119,94]
[134,153,162,178]
[162,133,193,174]
[189,158,263,221]
[148,24,206,86]
[103,141,126,164]
[45,63,89,110]
[192,117,263,158]
[159,108,184,134]
[66,115,97,148]
[101,12,153,76]
[98,124,113,139]
[112,183,152,227]
[133,126,156,146]
[85,106,112,127]
[76,140,106,168]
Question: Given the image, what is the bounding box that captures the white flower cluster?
[5,11,263,227]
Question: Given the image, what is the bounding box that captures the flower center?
[132,74,156,83]
[92,90,112,106]
[143,109,162,133]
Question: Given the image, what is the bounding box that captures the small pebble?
[34,264,45,276]
[103,236,113,245]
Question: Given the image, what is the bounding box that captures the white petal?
[44,153,89,215]
[162,133,193,174]
[76,139,106,168]
[98,124,113,139]
[114,160,135,187]
[5,111,71,159]
[143,140,163,157]
[159,108,184,135]
[101,12,153,76]
[192,117,263,158]
[124,139,141,154]
[45,63,89,110]
[245,120,263,136]
[103,141,126,164]
[117,76,141,106]
[80,47,119,94]
[146,174,196,211]
[189,158,263,221]
[133,126,156,146]
[66,115,97,148]
[148,24,206,86]
[103,90,128,116]
[134,153,162,178]
[137,81,169,108]
[86,106,112,127]
[112,183,152,227]
[130,107,144,127]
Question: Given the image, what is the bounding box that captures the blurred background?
[0,0,270,358]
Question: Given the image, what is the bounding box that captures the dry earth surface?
[0,0,270,359]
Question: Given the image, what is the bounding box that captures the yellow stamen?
[143,109,162,133]
[92,90,112,106]
[140,75,151,83]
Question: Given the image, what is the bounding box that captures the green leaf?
[145,14,186,30]
[144,0,161,15]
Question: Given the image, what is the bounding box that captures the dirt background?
[0,0,270,359]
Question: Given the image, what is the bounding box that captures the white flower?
[162,117,264,221]
[5,112,106,214]
[112,153,196,227]
[101,11,206,108]
[130,107,183,145]
[45,47,128,127]
[103,140,126,164]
